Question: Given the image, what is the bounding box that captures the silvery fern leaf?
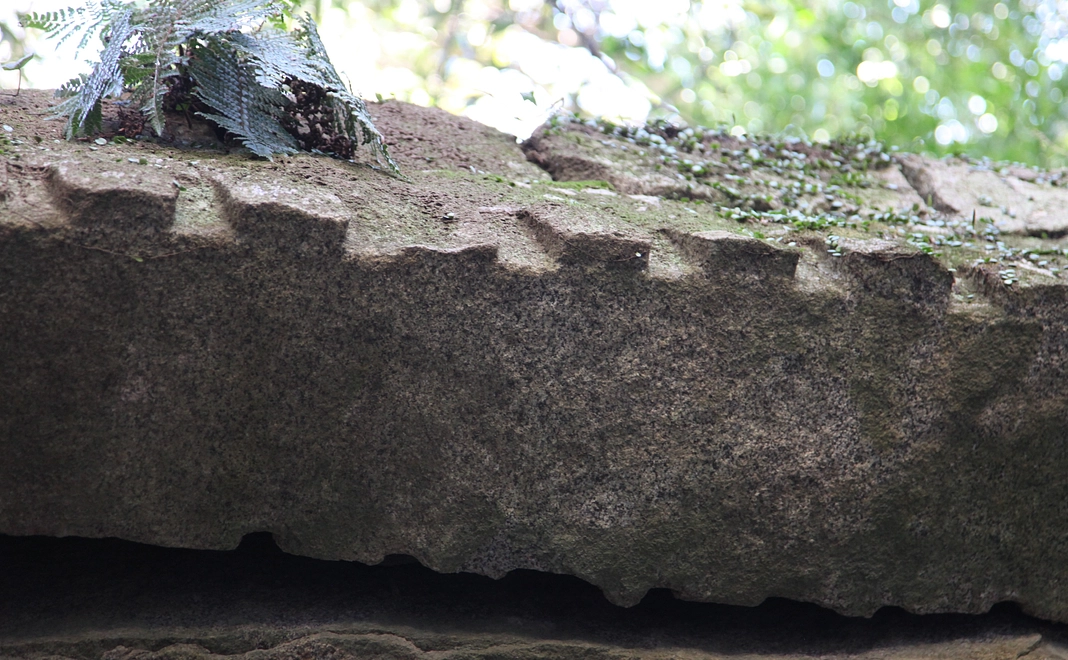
[49,8,136,138]
[25,0,398,173]
[167,0,282,37]
[188,37,297,160]
[137,0,274,135]
[225,28,330,88]
[20,0,127,53]
[294,15,398,173]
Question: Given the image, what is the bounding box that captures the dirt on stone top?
[2,89,1067,296]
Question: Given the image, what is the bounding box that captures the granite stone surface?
[1,91,1067,624]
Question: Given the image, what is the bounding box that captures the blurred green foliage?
[6,0,1068,165]
[294,0,1068,166]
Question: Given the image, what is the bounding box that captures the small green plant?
[20,0,398,173]
[1,53,35,95]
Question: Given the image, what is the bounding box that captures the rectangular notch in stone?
[210,175,349,257]
[521,209,650,271]
[827,237,953,307]
[667,230,799,282]
[47,162,178,231]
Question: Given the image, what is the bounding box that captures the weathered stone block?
[2,91,1068,627]
[522,207,651,271]
[898,153,1068,236]
[210,171,350,256]
[665,229,799,282]
[47,159,178,231]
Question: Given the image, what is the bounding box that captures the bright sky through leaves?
[4,0,1068,165]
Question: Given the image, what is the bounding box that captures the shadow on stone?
[2,533,1067,658]
[234,531,285,555]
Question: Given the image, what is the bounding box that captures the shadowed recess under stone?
[1,533,1068,660]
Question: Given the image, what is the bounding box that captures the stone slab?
[898,154,1068,236]
[2,91,1068,625]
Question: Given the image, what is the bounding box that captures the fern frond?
[294,14,344,84]
[128,0,285,136]
[168,0,283,37]
[19,9,73,33]
[188,37,297,159]
[138,65,183,137]
[50,8,136,138]
[226,27,329,88]
[20,0,128,53]
[294,15,399,174]
[133,0,202,136]
[119,52,158,88]
[326,87,396,170]
[37,0,398,172]
[54,73,90,98]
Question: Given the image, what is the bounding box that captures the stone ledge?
[2,91,1068,624]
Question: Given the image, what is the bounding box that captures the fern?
[21,0,128,52]
[294,15,394,169]
[20,0,399,173]
[227,27,329,88]
[134,0,282,136]
[49,8,135,139]
[188,35,298,158]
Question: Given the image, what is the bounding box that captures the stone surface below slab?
[1,91,1068,625]
[1,535,1067,660]
[6,632,1058,660]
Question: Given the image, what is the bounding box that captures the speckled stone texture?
[1,91,1068,624]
